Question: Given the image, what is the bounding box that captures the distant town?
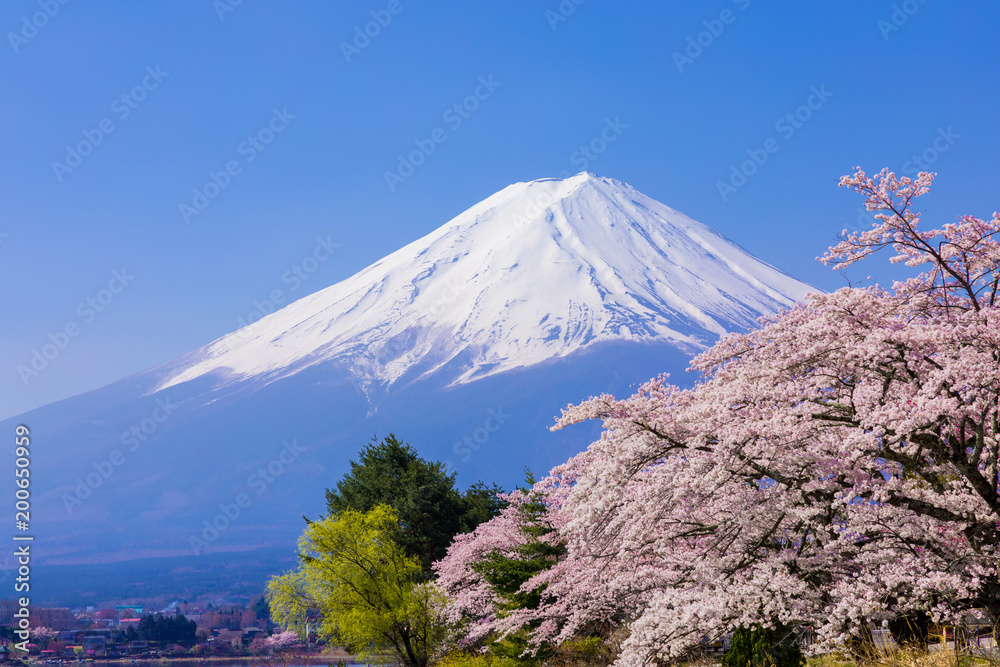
[0,598,343,662]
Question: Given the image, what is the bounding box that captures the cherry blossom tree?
[264,630,300,651]
[251,630,299,655]
[436,168,1000,667]
[29,627,57,643]
[434,473,573,655]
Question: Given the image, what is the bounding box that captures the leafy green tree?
[267,505,447,667]
[325,434,504,574]
[722,624,804,667]
[249,594,271,622]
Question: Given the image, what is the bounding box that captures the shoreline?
[25,654,357,666]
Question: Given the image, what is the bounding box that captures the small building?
[106,643,129,658]
[213,628,242,644]
[242,627,265,645]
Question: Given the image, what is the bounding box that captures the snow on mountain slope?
[156,172,815,394]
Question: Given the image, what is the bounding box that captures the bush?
[546,635,621,667]
[434,651,527,667]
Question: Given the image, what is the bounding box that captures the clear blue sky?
[2,1,998,420]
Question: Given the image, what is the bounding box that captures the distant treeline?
[128,613,198,644]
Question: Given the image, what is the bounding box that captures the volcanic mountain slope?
[4,172,814,571]
[157,172,810,395]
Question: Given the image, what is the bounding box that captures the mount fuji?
[3,172,814,595]
[157,172,807,395]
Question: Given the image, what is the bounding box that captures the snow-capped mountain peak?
[156,173,813,394]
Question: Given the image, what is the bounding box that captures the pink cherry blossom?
[436,168,1000,667]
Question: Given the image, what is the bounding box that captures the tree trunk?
[399,631,423,667]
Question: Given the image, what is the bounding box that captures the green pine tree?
[325,434,506,575]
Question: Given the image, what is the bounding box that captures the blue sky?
[2,1,998,420]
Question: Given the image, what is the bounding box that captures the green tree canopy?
[459,480,508,535]
[136,613,197,644]
[267,505,446,667]
[325,434,505,574]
